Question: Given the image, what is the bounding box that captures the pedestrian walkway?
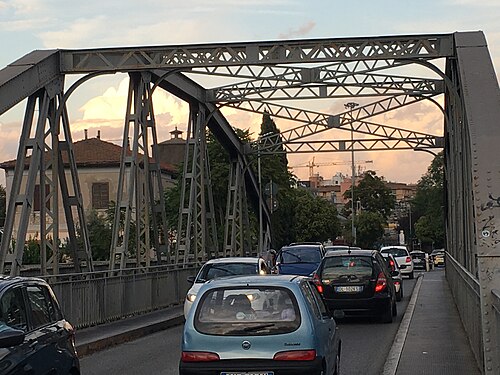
[75,269,483,374]
[394,269,481,374]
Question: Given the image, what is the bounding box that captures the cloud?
[278,21,316,39]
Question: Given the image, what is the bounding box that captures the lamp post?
[344,102,359,245]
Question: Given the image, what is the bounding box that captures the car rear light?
[394,281,400,286]
[274,350,316,361]
[406,256,411,263]
[375,272,387,293]
[181,351,220,362]
[312,273,324,294]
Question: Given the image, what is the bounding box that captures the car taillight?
[406,256,411,263]
[312,273,323,294]
[274,350,316,361]
[375,272,387,293]
[181,351,220,362]
[389,259,395,271]
[394,281,400,286]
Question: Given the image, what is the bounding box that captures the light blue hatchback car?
[179,275,341,375]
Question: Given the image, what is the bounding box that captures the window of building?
[33,184,50,212]
[92,182,109,209]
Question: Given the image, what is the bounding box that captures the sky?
[0,0,499,185]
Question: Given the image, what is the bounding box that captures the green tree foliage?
[355,211,386,249]
[84,209,112,261]
[343,170,395,220]
[412,151,444,248]
[290,188,340,243]
[0,184,5,227]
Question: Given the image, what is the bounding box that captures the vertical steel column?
[452,31,500,375]
[224,157,245,257]
[109,72,169,271]
[175,103,218,265]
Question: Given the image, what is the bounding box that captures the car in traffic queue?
[324,245,361,255]
[275,243,326,276]
[410,250,429,271]
[184,257,271,318]
[430,250,446,267]
[180,275,341,375]
[0,276,80,375]
[380,245,415,279]
[312,249,398,323]
[380,253,404,302]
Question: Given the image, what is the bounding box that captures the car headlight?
[187,293,197,302]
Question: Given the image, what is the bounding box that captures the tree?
[412,151,444,249]
[344,170,395,220]
[355,211,386,249]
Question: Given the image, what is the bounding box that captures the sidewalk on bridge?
[75,304,184,357]
[389,268,481,375]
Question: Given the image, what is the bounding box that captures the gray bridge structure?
[0,31,498,373]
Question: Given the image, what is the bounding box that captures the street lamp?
[344,102,359,245]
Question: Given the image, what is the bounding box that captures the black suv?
[0,276,80,374]
[313,249,397,323]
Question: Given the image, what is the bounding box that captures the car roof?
[203,274,303,287]
[410,250,425,254]
[204,257,262,264]
[0,275,47,293]
[281,244,322,249]
[380,245,408,250]
[324,249,378,258]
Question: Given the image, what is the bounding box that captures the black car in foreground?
[0,276,80,374]
[313,249,397,323]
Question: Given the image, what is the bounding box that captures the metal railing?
[492,289,500,373]
[445,252,483,370]
[44,264,197,329]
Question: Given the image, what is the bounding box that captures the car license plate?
[335,286,363,293]
[221,372,273,375]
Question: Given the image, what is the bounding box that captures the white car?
[380,245,415,279]
[183,257,270,318]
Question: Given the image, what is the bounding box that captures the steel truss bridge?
[0,31,498,373]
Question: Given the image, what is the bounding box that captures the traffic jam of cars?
[180,243,444,374]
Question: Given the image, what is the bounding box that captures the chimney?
[97,130,101,139]
[84,129,88,140]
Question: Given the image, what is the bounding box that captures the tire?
[396,288,402,302]
[392,300,397,316]
[409,271,414,279]
[381,302,393,323]
[333,351,341,375]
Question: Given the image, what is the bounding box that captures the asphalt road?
[81,276,418,375]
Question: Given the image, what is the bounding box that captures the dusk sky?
[0,0,498,185]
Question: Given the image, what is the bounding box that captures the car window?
[26,285,53,328]
[381,248,408,257]
[321,256,374,281]
[279,247,321,264]
[0,287,28,332]
[196,263,258,282]
[195,287,300,335]
[307,282,329,318]
[300,282,321,319]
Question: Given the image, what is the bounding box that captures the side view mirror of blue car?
[0,327,25,348]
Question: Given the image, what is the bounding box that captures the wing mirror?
[187,275,196,283]
[0,327,25,348]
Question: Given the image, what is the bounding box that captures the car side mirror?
[332,310,345,320]
[187,275,196,283]
[391,270,399,277]
[0,327,25,348]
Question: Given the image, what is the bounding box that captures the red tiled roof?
[0,137,176,174]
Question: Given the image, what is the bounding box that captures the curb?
[382,274,424,375]
[76,314,185,357]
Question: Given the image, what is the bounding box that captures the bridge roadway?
[77,268,480,375]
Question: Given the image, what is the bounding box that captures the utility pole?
[344,102,359,245]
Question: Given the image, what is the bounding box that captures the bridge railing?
[43,264,197,329]
[445,252,483,370]
[492,289,500,372]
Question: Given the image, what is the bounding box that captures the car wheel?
[392,300,397,316]
[381,302,393,323]
[409,271,414,279]
[396,288,402,302]
[333,351,341,375]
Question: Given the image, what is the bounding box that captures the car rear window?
[320,256,374,281]
[196,263,258,282]
[279,247,321,263]
[381,248,408,258]
[194,287,301,336]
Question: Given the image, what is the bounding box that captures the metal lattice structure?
[0,32,498,373]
